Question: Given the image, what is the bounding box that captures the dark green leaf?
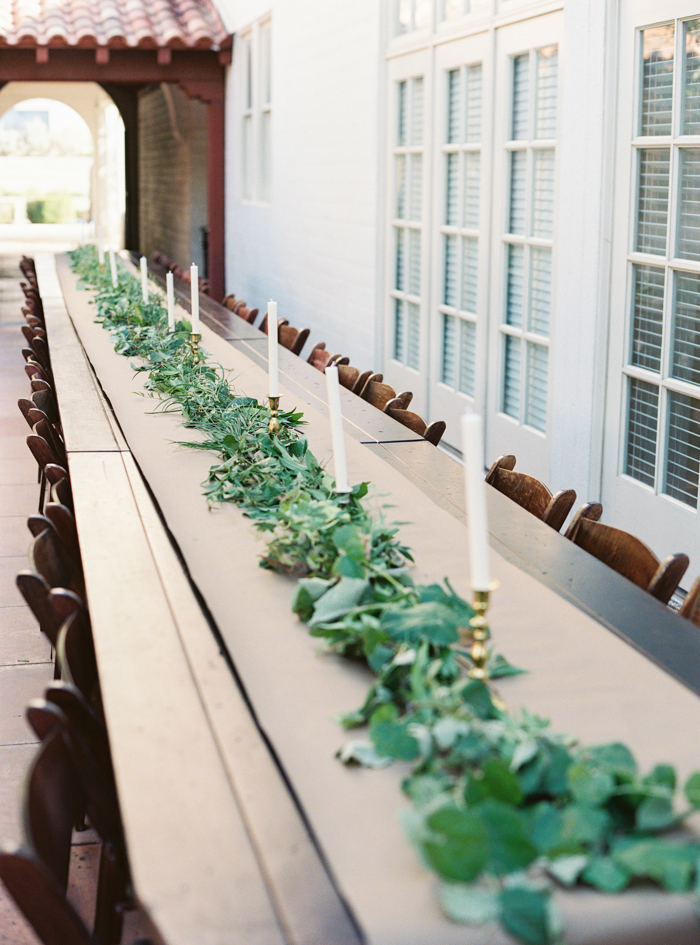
[567,763,616,806]
[370,705,420,760]
[582,856,630,892]
[308,578,370,626]
[499,887,552,945]
[380,602,459,645]
[684,772,700,808]
[635,796,676,832]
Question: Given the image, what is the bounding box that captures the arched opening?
[0,82,125,253]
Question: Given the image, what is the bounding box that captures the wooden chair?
[486,455,577,533]
[44,502,82,566]
[383,392,414,412]
[57,610,101,712]
[562,502,604,540]
[258,311,289,334]
[679,575,700,625]
[0,727,127,945]
[336,365,359,391]
[352,370,375,395]
[566,516,689,604]
[384,405,447,446]
[30,526,85,599]
[278,324,310,356]
[16,570,66,657]
[236,304,259,325]
[361,379,412,411]
[306,343,349,372]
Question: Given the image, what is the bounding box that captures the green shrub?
[26,193,74,224]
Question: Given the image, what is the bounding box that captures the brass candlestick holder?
[189,332,202,359]
[269,396,280,435]
[458,581,506,710]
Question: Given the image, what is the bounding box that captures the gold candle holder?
[189,332,202,358]
[457,581,506,710]
[269,396,280,435]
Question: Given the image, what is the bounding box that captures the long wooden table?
[38,252,700,945]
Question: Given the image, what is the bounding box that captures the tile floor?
[0,254,156,944]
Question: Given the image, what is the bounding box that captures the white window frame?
[238,17,271,204]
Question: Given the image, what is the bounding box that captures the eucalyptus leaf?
[499,886,553,945]
[440,884,499,924]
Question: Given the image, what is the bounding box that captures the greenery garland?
[70,246,700,945]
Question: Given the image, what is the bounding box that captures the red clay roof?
[0,0,229,51]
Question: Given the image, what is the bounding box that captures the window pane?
[397,0,411,34]
[415,0,431,28]
[444,234,457,306]
[677,148,700,261]
[395,155,406,218]
[529,247,551,336]
[505,243,524,327]
[445,152,458,225]
[447,69,460,143]
[458,319,476,396]
[409,229,421,295]
[641,25,674,136]
[444,0,463,19]
[625,378,658,486]
[410,154,422,220]
[465,63,482,143]
[407,302,420,369]
[411,77,424,145]
[397,81,407,145]
[512,54,529,140]
[464,152,480,228]
[636,148,669,254]
[509,150,527,235]
[535,47,558,139]
[394,298,405,360]
[502,334,521,418]
[243,36,252,110]
[260,111,271,202]
[672,270,700,385]
[395,227,405,291]
[243,114,253,199]
[683,19,700,134]
[260,23,271,105]
[532,149,555,239]
[525,342,548,432]
[665,391,700,507]
[630,264,664,372]
[441,313,456,385]
[461,237,478,313]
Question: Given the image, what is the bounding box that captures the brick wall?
[138,84,208,273]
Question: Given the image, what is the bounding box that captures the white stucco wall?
[218,0,384,369]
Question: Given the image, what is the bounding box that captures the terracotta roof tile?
[0,0,229,51]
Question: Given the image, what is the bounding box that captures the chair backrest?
[568,516,689,604]
[32,389,60,427]
[16,570,63,648]
[486,456,576,532]
[259,311,289,334]
[425,421,447,447]
[384,406,426,435]
[50,477,74,511]
[0,848,93,945]
[31,527,84,598]
[382,391,413,412]
[678,575,700,625]
[278,324,309,356]
[352,369,374,395]
[337,364,360,391]
[563,502,603,540]
[361,379,398,410]
[44,503,81,566]
[307,343,333,372]
[57,610,101,710]
[24,729,85,891]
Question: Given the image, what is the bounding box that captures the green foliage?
[70,244,700,945]
[27,192,74,224]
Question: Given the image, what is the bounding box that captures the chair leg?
[38,468,46,513]
[93,842,127,945]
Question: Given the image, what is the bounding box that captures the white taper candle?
[190,264,199,333]
[267,300,279,397]
[140,256,148,303]
[461,412,491,591]
[325,364,350,493]
[108,249,117,287]
[166,272,175,331]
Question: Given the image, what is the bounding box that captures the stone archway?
[0,82,126,248]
